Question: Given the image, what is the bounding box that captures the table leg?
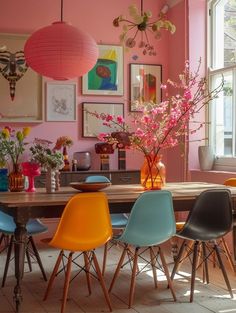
[13,220,27,312]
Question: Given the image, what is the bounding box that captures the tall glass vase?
[8,164,24,192]
[141,154,166,190]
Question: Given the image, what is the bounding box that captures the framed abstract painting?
[82,44,123,96]
[129,63,162,112]
[82,102,124,137]
[45,81,77,121]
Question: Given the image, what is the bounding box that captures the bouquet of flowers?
[0,126,30,171]
[88,60,223,189]
[30,138,64,171]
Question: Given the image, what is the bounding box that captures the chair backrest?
[85,175,111,183]
[183,189,232,239]
[120,190,176,247]
[50,192,112,251]
[224,178,236,187]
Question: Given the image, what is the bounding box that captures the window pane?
[211,71,233,156]
[213,0,236,68]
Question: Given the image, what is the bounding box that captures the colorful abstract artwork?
[82,45,123,96]
[130,63,162,112]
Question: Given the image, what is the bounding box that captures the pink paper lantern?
[24,21,98,80]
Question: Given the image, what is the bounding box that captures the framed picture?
[129,63,162,112]
[45,82,77,121]
[82,102,124,138]
[0,33,43,123]
[82,44,123,96]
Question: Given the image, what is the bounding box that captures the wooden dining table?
[1,181,236,312]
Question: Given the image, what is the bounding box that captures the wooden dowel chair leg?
[61,252,73,313]
[102,242,108,276]
[221,237,236,274]
[214,243,233,298]
[190,241,199,303]
[159,247,176,301]
[29,236,47,281]
[150,247,158,288]
[109,245,127,293]
[202,242,209,284]
[129,247,139,309]
[92,251,112,312]
[83,252,91,295]
[44,250,63,301]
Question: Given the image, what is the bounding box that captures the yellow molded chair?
[43,192,113,313]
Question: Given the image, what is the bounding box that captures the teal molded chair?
[85,175,128,274]
[109,190,177,308]
[0,211,48,286]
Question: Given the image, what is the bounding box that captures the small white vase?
[45,168,56,193]
[198,146,215,171]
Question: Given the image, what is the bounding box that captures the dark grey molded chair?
[171,189,233,302]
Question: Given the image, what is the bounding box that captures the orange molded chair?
[43,192,113,313]
[224,178,236,187]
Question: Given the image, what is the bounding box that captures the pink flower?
[116,115,124,124]
[85,59,223,158]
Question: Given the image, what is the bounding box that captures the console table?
[35,169,140,187]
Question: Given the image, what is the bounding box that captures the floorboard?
[0,242,236,313]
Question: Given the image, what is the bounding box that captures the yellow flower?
[2,128,10,139]
[16,131,24,142]
[23,127,31,137]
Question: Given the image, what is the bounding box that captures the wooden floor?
[1,241,236,313]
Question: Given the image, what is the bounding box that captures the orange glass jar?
[141,154,166,190]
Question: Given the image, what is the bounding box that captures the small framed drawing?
[82,102,124,138]
[45,82,77,121]
[82,44,123,96]
[129,63,162,112]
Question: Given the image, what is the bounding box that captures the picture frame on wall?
[82,102,124,138]
[129,63,162,112]
[82,44,123,96]
[0,33,43,123]
[45,81,77,122]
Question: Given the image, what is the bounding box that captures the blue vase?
[0,168,8,191]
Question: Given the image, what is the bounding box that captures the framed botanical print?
[82,44,123,96]
[82,102,124,138]
[45,81,77,121]
[129,63,162,112]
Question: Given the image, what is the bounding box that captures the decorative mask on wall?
[0,50,28,100]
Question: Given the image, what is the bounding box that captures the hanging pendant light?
[24,0,98,80]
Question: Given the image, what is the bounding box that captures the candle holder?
[21,162,41,192]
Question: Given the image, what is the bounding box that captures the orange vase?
[141,154,166,190]
[8,164,24,192]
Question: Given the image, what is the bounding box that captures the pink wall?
[188,0,207,171]
[0,0,170,171]
[166,0,188,181]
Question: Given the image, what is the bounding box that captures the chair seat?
[111,213,128,228]
[0,212,48,235]
[177,227,227,242]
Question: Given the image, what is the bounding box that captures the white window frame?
[208,0,236,171]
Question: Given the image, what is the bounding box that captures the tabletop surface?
[0,182,235,208]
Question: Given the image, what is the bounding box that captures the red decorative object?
[24,21,98,80]
[24,0,98,80]
[21,162,41,192]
